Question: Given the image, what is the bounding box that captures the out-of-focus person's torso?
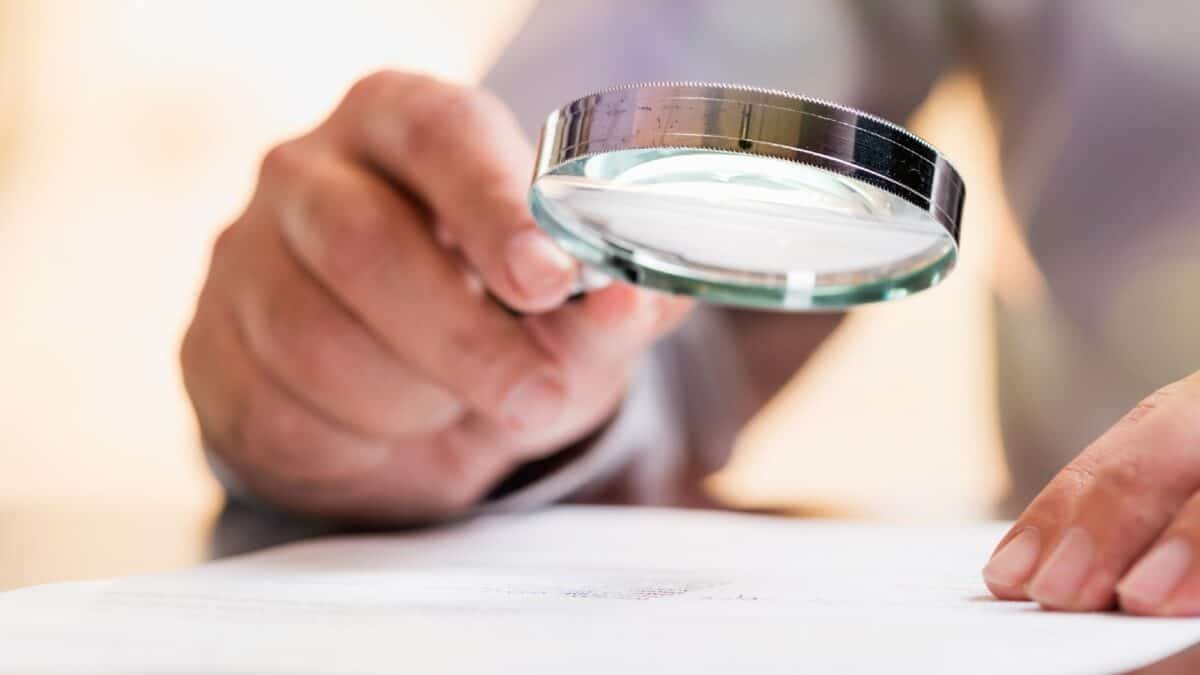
[970,1,1200,510]
[485,0,1200,512]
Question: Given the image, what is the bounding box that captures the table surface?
[0,502,1195,674]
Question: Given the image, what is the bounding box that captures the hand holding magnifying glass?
[182,73,964,523]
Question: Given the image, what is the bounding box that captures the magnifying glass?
[529,82,965,311]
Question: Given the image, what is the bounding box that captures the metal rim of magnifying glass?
[529,82,966,310]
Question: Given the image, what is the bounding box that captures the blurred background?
[0,0,1045,588]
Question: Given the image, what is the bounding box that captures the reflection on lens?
[530,148,957,310]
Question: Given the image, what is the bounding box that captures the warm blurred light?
[0,1,535,516]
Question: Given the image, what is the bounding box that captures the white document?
[2,505,1198,674]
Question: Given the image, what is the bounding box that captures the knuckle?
[1102,458,1148,495]
[347,69,420,108]
[209,224,238,264]
[1088,455,1158,516]
[418,82,483,123]
[179,294,213,377]
[204,222,252,289]
[178,313,213,399]
[401,83,488,158]
[259,139,309,182]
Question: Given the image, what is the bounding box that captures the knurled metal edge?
[573,81,951,162]
[538,83,966,228]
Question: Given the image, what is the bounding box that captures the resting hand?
[984,371,1200,615]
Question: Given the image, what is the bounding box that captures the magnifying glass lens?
[531,148,957,310]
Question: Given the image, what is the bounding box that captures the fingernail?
[1027,527,1094,607]
[1118,538,1192,609]
[507,231,574,299]
[983,528,1041,588]
[502,372,565,430]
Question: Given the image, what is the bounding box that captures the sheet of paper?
[2,505,1198,674]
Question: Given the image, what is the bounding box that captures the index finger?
[326,71,576,313]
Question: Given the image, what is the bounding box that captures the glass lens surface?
[530,148,957,310]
